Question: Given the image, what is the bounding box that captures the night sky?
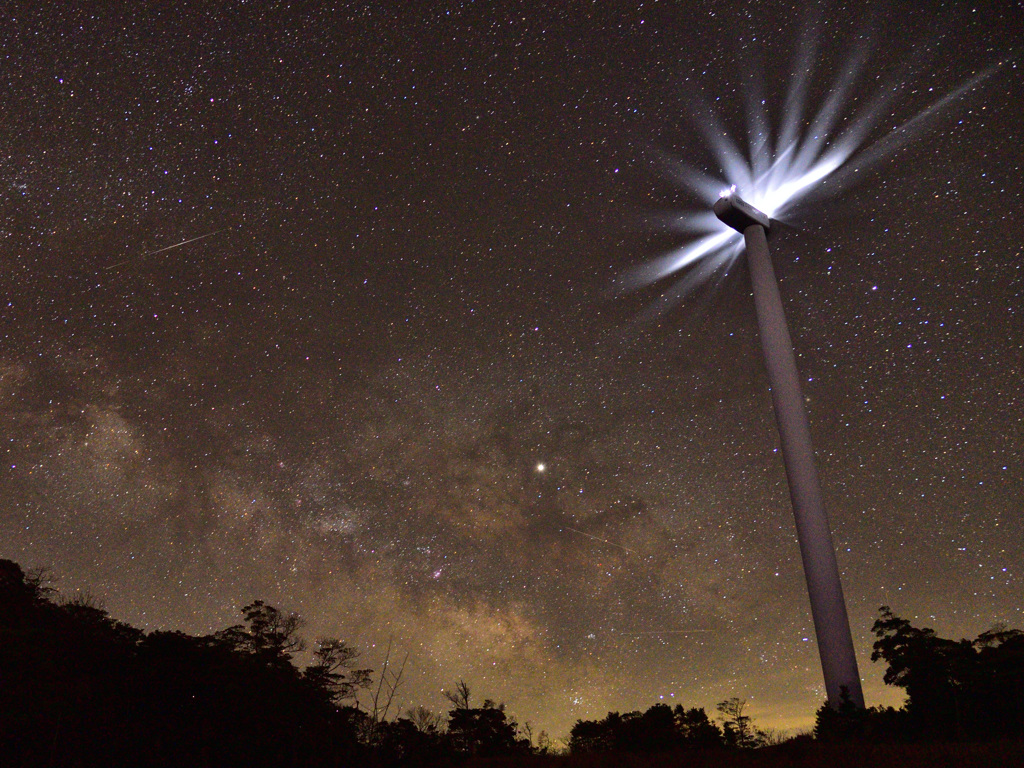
[3,1,1022,738]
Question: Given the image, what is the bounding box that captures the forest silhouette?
[2,557,1023,767]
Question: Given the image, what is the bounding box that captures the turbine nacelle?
[713,191,770,233]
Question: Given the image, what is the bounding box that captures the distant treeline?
[1,557,1022,768]
[568,698,766,752]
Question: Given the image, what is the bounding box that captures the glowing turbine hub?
[713,192,770,233]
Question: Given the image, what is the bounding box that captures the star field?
[2,0,1022,738]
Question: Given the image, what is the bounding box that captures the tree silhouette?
[441,681,529,758]
[872,606,977,737]
[447,702,527,757]
[717,697,759,748]
[304,637,372,705]
[404,704,445,735]
[215,599,304,665]
[443,678,472,710]
[848,606,1024,742]
[676,704,725,747]
[0,559,372,767]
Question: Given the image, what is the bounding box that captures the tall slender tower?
[714,191,865,709]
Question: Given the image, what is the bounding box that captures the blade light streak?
[628,34,1002,298]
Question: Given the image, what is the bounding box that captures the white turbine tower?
[714,190,863,709]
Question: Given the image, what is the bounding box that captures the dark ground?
[469,740,1024,768]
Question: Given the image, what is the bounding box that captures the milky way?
[2,1,1021,738]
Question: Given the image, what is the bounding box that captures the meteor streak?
[621,630,714,636]
[104,228,227,271]
[563,526,636,555]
